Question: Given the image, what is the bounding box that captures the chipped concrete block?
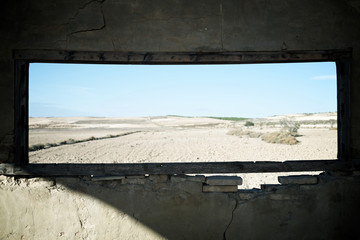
[149,174,169,183]
[206,176,242,186]
[187,175,206,183]
[203,185,238,193]
[123,176,146,185]
[278,175,318,185]
[171,174,206,183]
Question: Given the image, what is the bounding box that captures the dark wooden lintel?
[1,160,359,176]
[13,49,352,64]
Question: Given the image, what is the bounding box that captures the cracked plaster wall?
[1,174,360,239]
[1,0,360,239]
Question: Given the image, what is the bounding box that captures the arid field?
[29,112,337,188]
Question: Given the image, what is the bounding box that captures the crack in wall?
[67,0,106,28]
[98,2,116,50]
[66,0,107,48]
[68,3,106,36]
[65,1,222,50]
[222,191,272,239]
[223,194,238,240]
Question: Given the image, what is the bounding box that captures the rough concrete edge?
[278,175,319,185]
[206,175,243,186]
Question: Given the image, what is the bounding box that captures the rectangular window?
[13,50,352,176]
[28,62,337,164]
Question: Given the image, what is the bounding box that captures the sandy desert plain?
[29,112,337,189]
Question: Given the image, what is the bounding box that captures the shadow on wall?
[1,173,360,240]
[56,176,236,240]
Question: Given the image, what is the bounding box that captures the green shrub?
[244,121,255,127]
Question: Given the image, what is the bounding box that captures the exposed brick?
[278,175,318,185]
[206,176,242,186]
[203,185,238,193]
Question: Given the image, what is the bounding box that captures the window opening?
[28,62,337,165]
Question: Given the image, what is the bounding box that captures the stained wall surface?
[1,0,360,239]
[1,174,360,240]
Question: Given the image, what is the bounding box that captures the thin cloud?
[311,75,336,80]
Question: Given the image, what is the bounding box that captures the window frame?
[10,49,356,176]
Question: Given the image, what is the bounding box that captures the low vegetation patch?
[261,132,299,145]
[29,131,140,152]
[244,121,255,127]
[210,117,248,121]
[228,118,303,145]
[280,119,300,136]
[227,129,262,138]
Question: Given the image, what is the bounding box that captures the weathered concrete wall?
[1,0,360,239]
[1,0,360,161]
[1,173,360,239]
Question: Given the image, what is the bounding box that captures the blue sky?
[29,62,337,118]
